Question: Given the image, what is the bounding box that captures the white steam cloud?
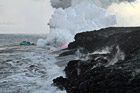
[37,0,116,48]
[37,0,140,48]
[50,0,136,8]
[107,0,140,26]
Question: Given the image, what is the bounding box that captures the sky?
[107,0,140,26]
[0,0,140,34]
[0,0,53,34]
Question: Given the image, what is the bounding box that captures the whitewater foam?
[0,46,66,93]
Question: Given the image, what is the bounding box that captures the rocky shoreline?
[53,27,140,93]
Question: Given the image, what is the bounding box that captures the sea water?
[0,34,47,47]
[0,34,70,93]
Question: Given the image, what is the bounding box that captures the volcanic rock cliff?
[53,27,140,93]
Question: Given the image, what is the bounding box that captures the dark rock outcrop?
[53,27,140,93]
[69,27,140,56]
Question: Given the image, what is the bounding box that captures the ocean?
[0,34,69,93]
[0,34,47,47]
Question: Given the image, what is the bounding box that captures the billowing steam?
[37,0,140,48]
[37,0,116,48]
[107,0,140,26]
[50,0,136,8]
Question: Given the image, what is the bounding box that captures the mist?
[107,0,140,26]
[0,0,53,34]
[50,0,140,27]
[1,0,140,34]
[37,0,140,48]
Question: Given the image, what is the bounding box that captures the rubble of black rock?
[53,27,140,93]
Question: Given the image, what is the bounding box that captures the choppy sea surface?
[0,34,46,47]
[0,34,73,93]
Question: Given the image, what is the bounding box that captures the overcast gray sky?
[0,0,53,34]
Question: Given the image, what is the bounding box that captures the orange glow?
[59,43,69,47]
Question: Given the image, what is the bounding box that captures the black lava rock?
[53,27,140,93]
[69,27,140,56]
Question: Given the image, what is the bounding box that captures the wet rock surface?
[53,27,140,93]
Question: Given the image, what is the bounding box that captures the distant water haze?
[0,0,54,34]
